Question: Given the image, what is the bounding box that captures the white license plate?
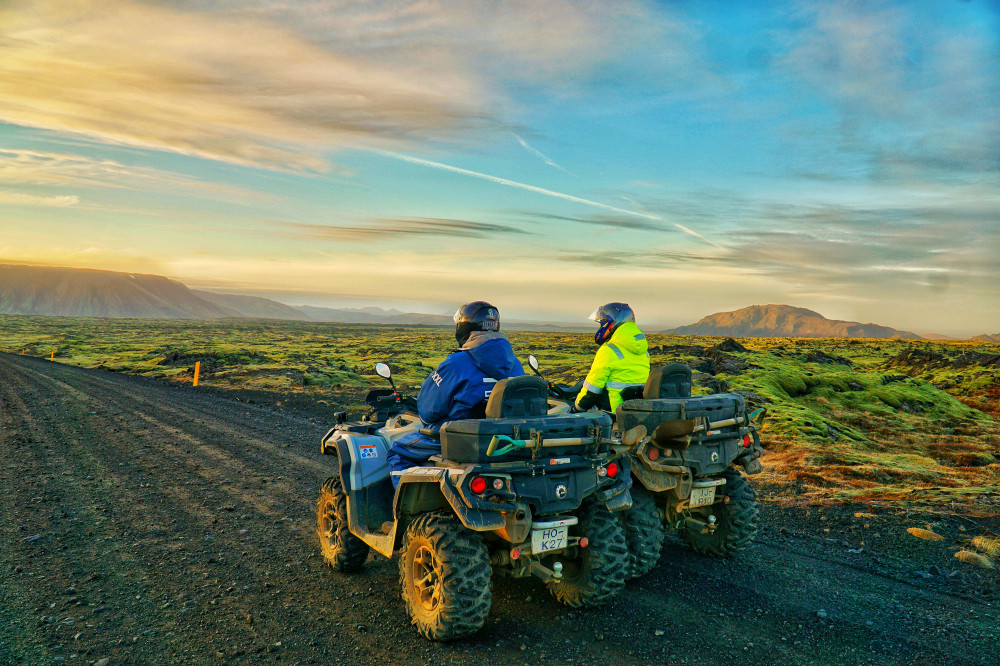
[689,486,717,508]
[531,526,568,554]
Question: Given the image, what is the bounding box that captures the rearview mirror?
[375,362,392,379]
[528,354,539,372]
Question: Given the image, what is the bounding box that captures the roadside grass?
[1,314,997,511]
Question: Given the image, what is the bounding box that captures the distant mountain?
[665,304,921,339]
[193,290,311,321]
[295,305,452,325]
[0,264,237,319]
[971,333,1000,342]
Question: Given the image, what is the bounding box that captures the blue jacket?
[387,331,524,479]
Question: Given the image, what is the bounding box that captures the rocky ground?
[1,353,997,665]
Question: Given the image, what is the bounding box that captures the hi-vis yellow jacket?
[576,321,650,412]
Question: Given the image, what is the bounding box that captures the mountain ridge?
[665,304,922,339]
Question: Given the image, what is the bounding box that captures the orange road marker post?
[193,361,201,387]
[50,351,55,361]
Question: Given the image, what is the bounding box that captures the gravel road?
[1,353,997,665]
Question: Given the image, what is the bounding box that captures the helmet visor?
[453,307,463,324]
[588,307,608,324]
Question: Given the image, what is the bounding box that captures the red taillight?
[647,447,660,461]
[579,537,589,549]
[510,547,521,560]
[470,476,487,494]
[742,435,751,447]
[606,462,619,478]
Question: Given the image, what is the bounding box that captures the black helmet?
[454,301,500,346]
[589,302,635,345]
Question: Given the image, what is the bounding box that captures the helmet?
[589,302,635,345]
[454,301,500,346]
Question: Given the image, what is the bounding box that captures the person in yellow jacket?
[575,302,650,412]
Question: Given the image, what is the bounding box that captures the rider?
[575,302,650,413]
[386,301,524,484]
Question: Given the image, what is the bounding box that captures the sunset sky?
[1,0,998,335]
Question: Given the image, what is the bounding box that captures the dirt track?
[1,353,997,665]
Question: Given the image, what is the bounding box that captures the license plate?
[689,486,717,508]
[531,526,568,554]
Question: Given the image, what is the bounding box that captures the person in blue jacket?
[386,301,524,484]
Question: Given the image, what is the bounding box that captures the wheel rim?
[320,498,337,543]
[410,545,442,611]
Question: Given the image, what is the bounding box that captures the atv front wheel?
[620,485,665,579]
[545,501,628,607]
[316,475,370,572]
[681,467,759,557]
[399,511,492,641]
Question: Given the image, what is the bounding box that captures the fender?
[393,468,506,542]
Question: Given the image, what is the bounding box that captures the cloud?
[0,148,268,201]
[778,1,1000,182]
[531,212,669,232]
[276,217,531,242]
[0,0,496,171]
[0,191,78,207]
[0,1,684,171]
[512,134,574,175]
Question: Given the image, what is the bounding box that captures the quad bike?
[529,357,765,579]
[316,363,632,641]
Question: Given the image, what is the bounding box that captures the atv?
[529,357,765,579]
[316,363,632,640]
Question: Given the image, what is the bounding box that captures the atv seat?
[484,375,548,418]
[643,363,692,399]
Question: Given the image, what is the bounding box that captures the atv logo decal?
[554,484,568,499]
[711,452,719,462]
[359,445,378,459]
[549,458,570,465]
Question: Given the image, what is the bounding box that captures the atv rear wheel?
[620,485,665,579]
[316,475,369,572]
[545,501,628,607]
[399,511,492,641]
[681,467,759,557]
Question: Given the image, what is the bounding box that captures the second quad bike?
[529,356,765,579]
[316,363,632,640]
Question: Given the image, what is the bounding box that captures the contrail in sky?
[512,133,574,176]
[379,150,726,250]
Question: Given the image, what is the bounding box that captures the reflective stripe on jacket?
[576,321,650,411]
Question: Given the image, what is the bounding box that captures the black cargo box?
[440,412,612,463]
[618,394,746,477]
[617,394,745,433]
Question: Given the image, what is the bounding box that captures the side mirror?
[528,355,539,372]
[375,362,392,379]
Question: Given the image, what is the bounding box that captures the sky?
[0,0,998,336]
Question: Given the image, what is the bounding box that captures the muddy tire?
[681,467,759,557]
[316,475,369,572]
[545,501,628,607]
[620,485,665,579]
[399,511,492,641]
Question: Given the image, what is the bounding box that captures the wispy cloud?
[0,0,495,171]
[0,1,682,172]
[276,217,530,242]
[0,191,78,207]
[0,148,268,201]
[380,150,730,250]
[778,1,1000,182]
[512,133,574,175]
[530,212,669,232]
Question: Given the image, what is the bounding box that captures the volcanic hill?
[666,304,921,339]
[0,264,239,319]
